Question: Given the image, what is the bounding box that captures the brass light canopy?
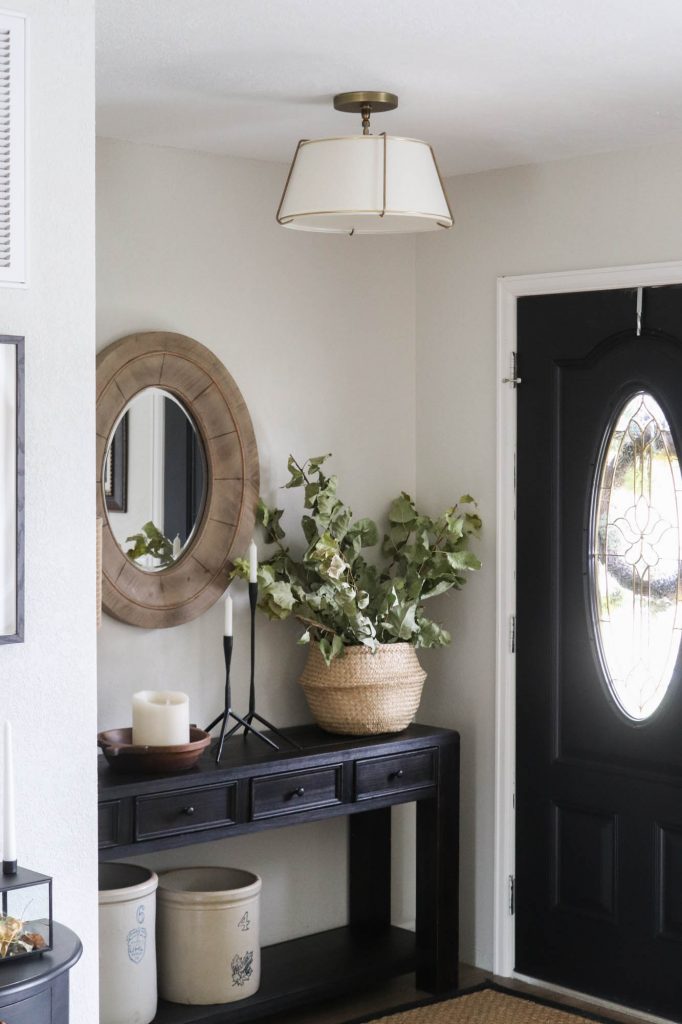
[276,91,453,235]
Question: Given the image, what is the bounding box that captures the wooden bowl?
[97,727,211,774]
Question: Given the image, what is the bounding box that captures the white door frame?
[494,258,682,981]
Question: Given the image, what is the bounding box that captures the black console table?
[98,724,459,1024]
[0,923,81,1023]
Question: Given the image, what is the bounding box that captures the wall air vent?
[0,12,25,286]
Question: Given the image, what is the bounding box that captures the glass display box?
[0,866,53,962]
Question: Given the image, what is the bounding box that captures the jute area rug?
[347,983,620,1024]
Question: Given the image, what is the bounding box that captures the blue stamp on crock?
[127,926,147,963]
[231,950,254,986]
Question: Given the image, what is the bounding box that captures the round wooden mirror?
[96,331,259,628]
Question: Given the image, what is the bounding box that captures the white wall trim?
[494,258,682,980]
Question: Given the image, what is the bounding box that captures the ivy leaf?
[347,517,378,548]
[383,601,418,640]
[319,637,333,666]
[445,550,482,571]
[304,482,320,507]
[256,498,270,527]
[388,493,418,525]
[421,579,455,600]
[125,521,174,566]
[415,617,451,648]
[308,454,332,473]
[259,580,297,619]
[301,515,318,545]
[285,455,306,488]
[315,477,339,520]
[230,557,249,581]
[263,507,286,545]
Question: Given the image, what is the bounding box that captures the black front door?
[516,285,682,1019]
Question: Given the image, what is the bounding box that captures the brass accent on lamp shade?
[277,91,453,235]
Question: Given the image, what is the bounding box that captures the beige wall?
[415,139,682,968]
[1,2,97,1021]
[96,136,418,943]
[97,130,682,977]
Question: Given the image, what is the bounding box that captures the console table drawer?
[0,988,50,1023]
[135,784,236,840]
[251,766,342,820]
[98,800,121,848]
[354,748,437,800]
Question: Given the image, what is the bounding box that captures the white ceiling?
[96,0,682,176]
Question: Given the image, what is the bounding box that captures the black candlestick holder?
[238,582,299,749]
[204,634,272,762]
[206,582,299,760]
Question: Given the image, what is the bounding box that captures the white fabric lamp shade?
[277,135,453,234]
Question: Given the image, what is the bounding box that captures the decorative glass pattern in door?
[592,391,682,720]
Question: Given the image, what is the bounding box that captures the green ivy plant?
[232,455,482,664]
[125,521,175,568]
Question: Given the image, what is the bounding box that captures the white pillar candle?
[3,721,16,865]
[248,540,258,583]
[224,594,233,636]
[132,691,190,746]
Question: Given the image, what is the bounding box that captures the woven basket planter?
[299,642,427,736]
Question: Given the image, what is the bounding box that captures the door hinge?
[502,351,522,388]
[509,874,515,915]
[509,613,516,654]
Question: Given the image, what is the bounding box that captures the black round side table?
[0,923,82,1023]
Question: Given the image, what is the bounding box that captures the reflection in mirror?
[104,388,206,572]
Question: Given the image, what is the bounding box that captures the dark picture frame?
[104,412,128,513]
[0,334,24,645]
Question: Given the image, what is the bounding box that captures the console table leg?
[52,972,70,1024]
[349,807,391,932]
[415,739,459,992]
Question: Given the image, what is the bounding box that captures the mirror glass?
[104,388,207,572]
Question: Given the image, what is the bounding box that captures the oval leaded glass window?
[592,392,682,720]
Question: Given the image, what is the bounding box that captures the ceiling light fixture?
[276,91,453,235]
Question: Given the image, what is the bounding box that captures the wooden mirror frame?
[96,332,259,628]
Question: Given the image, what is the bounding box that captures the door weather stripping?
[509,614,516,654]
[502,351,522,388]
[636,287,643,337]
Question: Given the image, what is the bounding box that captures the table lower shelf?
[152,924,416,1023]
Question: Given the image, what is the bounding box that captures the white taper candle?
[248,540,258,583]
[3,721,16,866]
[224,594,233,636]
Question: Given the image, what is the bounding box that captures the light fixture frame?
[276,133,454,234]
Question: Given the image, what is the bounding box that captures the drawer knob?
[390,769,405,780]
[182,806,195,816]
[294,786,305,797]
